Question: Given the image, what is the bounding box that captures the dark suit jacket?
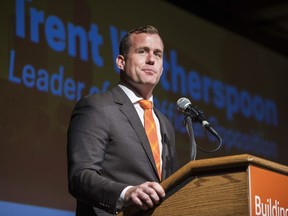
[67,86,178,216]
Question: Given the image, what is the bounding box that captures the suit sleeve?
[67,96,127,214]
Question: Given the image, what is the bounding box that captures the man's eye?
[155,53,162,58]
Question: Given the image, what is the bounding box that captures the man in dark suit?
[67,25,178,216]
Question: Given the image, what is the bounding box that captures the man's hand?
[124,181,165,210]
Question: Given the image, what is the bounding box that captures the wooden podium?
[118,154,288,216]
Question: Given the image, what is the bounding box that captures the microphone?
[177,97,222,143]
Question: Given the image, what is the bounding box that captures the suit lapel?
[154,108,169,180]
[111,87,160,180]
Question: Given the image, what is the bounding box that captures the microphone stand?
[184,115,197,161]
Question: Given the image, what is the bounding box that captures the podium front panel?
[249,165,288,216]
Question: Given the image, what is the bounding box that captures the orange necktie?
[139,100,161,180]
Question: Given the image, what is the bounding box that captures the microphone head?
[177,97,191,111]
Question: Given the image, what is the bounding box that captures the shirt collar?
[118,84,153,104]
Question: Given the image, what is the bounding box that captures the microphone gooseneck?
[177,97,222,153]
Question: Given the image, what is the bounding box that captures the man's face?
[118,33,164,91]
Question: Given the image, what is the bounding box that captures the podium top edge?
[185,154,288,175]
[160,154,288,193]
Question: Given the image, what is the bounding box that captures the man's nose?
[146,53,155,64]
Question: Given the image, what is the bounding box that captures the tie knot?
[139,100,153,110]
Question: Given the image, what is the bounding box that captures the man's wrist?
[116,186,133,209]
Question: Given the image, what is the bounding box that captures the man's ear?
[116,55,125,70]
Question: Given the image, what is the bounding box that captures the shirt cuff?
[116,185,133,210]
